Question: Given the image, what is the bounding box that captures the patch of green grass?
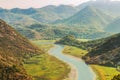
[63,46,88,57]
[31,40,55,44]
[31,40,54,52]
[91,65,120,80]
[77,39,91,42]
[24,54,70,80]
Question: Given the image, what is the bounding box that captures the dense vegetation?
[56,35,107,50]
[84,33,120,66]
[0,19,43,80]
[112,74,120,80]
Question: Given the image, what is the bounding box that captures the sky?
[0,0,119,9]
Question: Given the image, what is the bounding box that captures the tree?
[112,74,120,80]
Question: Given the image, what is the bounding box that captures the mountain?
[84,33,120,66]
[55,6,112,30]
[10,8,37,15]
[53,6,114,39]
[0,5,78,24]
[105,18,120,33]
[1,1,120,40]
[31,5,78,22]
[0,10,39,26]
[77,0,120,17]
[0,19,42,80]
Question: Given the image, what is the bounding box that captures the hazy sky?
[0,0,119,9]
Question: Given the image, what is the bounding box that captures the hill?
[55,35,107,50]
[0,5,78,24]
[56,33,120,66]
[105,18,120,33]
[84,33,120,66]
[77,0,120,17]
[0,19,42,80]
[55,6,112,31]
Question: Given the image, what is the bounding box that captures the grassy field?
[31,40,55,52]
[63,46,88,57]
[91,65,120,80]
[24,40,70,80]
[24,54,70,80]
[77,39,91,42]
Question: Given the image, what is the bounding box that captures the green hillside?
[77,0,120,17]
[84,33,120,66]
[105,18,120,33]
[55,6,112,31]
[56,35,107,50]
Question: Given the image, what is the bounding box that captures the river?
[48,44,96,80]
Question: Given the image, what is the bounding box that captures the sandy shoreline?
[64,61,78,80]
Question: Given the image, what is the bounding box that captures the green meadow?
[91,65,120,80]
[24,40,70,80]
[63,46,88,57]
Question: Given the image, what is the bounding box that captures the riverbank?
[49,44,96,80]
[63,53,96,80]
[62,46,96,80]
[48,45,78,80]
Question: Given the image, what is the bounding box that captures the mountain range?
[0,0,120,39]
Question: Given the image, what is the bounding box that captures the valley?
[0,0,120,80]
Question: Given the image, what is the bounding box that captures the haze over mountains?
[0,0,120,39]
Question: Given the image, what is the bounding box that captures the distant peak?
[81,6,97,12]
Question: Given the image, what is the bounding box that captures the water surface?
[49,44,96,80]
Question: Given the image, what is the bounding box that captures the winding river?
[48,44,96,80]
